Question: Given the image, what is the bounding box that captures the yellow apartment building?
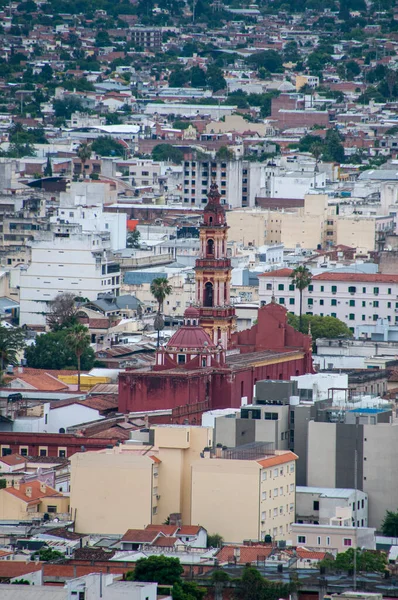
[0,480,69,520]
[191,450,297,544]
[70,425,213,535]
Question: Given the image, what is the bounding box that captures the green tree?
[288,314,353,342]
[128,556,184,585]
[46,292,78,331]
[207,64,226,92]
[382,509,398,537]
[234,566,296,600]
[323,129,345,164]
[32,547,64,562]
[11,579,30,585]
[43,154,52,177]
[0,479,6,489]
[247,50,283,73]
[0,326,25,371]
[190,66,207,88]
[65,325,91,391]
[53,97,84,120]
[320,548,386,573]
[150,277,172,346]
[215,146,233,160]
[77,143,91,177]
[207,533,223,548]
[127,229,141,248]
[25,330,95,371]
[172,581,206,600]
[152,144,183,164]
[91,136,125,157]
[290,266,312,330]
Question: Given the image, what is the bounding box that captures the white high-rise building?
[19,223,121,327]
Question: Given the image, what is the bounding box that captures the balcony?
[195,258,231,269]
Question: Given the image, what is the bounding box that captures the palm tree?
[0,326,25,372]
[65,325,90,391]
[150,277,172,347]
[290,265,312,331]
[77,143,91,179]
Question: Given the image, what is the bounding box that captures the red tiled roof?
[296,547,328,560]
[4,480,62,504]
[145,524,179,535]
[178,525,202,535]
[313,272,398,283]
[257,451,298,469]
[258,268,293,278]
[216,545,272,564]
[153,536,178,547]
[0,454,26,467]
[9,373,69,391]
[0,561,43,579]
[121,529,159,543]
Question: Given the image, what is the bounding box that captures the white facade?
[19,224,121,327]
[269,171,326,199]
[65,574,158,600]
[183,158,243,208]
[259,270,398,330]
[51,205,127,251]
[48,403,104,434]
[291,373,349,403]
[296,486,368,527]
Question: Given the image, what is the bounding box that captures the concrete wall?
[307,422,337,488]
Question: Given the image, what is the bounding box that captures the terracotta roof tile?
[258,268,293,278]
[153,536,178,547]
[121,529,159,543]
[256,451,298,469]
[145,525,179,535]
[296,547,328,560]
[0,454,26,467]
[313,272,398,283]
[216,545,272,564]
[8,373,69,392]
[0,561,43,579]
[4,480,62,503]
[178,526,202,535]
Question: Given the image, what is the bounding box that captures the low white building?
[296,486,368,527]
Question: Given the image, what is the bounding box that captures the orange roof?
[313,272,398,283]
[145,524,179,536]
[153,536,178,547]
[0,561,43,579]
[296,547,328,560]
[0,454,26,467]
[216,545,272,564]
[178,525,202,535]
[121,529,159,543]
[4,480,62,504]
[257,451,298,469]
[149,455,161,464]
[258,268,293,278]
[9,373,69,392]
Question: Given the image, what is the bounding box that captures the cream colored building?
[227,195,336,250]
[0,480,69,521]
[205,115,273,137]
[335,216,382,254]
[70,425,213,535]
[191,451,297,544]
[121,273,195,316]
[291,521,376,553]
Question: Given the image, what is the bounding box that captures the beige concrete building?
[191,451,297,544]
[291,520,376,553]
[335,216,387,254]
[0,480,69,520]
[70,425,213,535]
[122,272,195,316]
[205,115,272,137]
[226,195,336,250]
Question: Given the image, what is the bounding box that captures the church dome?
[184,306,200,319]
[166,324,216,351]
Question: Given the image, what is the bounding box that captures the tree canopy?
[0,326,25,371]
[382,509,398,537]
[46,292,78,331]
[91,136,125,157]
[128,555,184,585]
[25,329,96,370]
[288,314,354,341]
[320,548,387,573]
[234,566,297,600]
[152,144,183,164]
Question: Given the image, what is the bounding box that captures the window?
[320,286,324,292]
[388,288,392,294]
[331,285,337,293]
[362,301,366,307]
[290,483,294,492]
[266,283,272,290]
[273,508,278,517]
[261,511,266,520]
[290,464,295,473]
[343,538,352,546]
[279,298,285,304]
[178,354,186,364]
[326,536,331,546]
[320,299,324,305]
[262,491,267,500]
[331,299,337,306]
[308,298,313,305]
[349,300,355,306]
[47,505,57,513]
[39,447,47,457]
[362,287,366,293]
[349,314,355,321]
[58,449,66,458]
[289,284,295,291]
[373,314,378,321]
[373,300,379,308]
[331,312,336,318]
[273,468,278,477]
[278,284,284,291]
[262,470,267,481]
[289,298,295,305]
[308,285,313,292]
[274,488,278,497]
[19,447,28,456]
[313,500,319,511]
[373,287,379,295]
[298,536,306,544]
[317,536,321,545]
[348,286,356,293]
[280,467,284,475]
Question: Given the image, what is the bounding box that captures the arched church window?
[204,282,213,307]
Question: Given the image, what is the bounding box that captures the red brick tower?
[195,181,236,347]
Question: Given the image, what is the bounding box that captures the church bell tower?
[195,181,235,347]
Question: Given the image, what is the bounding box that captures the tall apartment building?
[259,269,398,331]
[130,27,162,51]
[18,223,121,327]
[182,159,266,208]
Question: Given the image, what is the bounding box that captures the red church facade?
[118,300,313,424]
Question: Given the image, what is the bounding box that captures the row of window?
[261,504,295,520]
[261,464,295,481]
[269,283,392,295]
[297,535,353,546]
[1,446,67,458]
